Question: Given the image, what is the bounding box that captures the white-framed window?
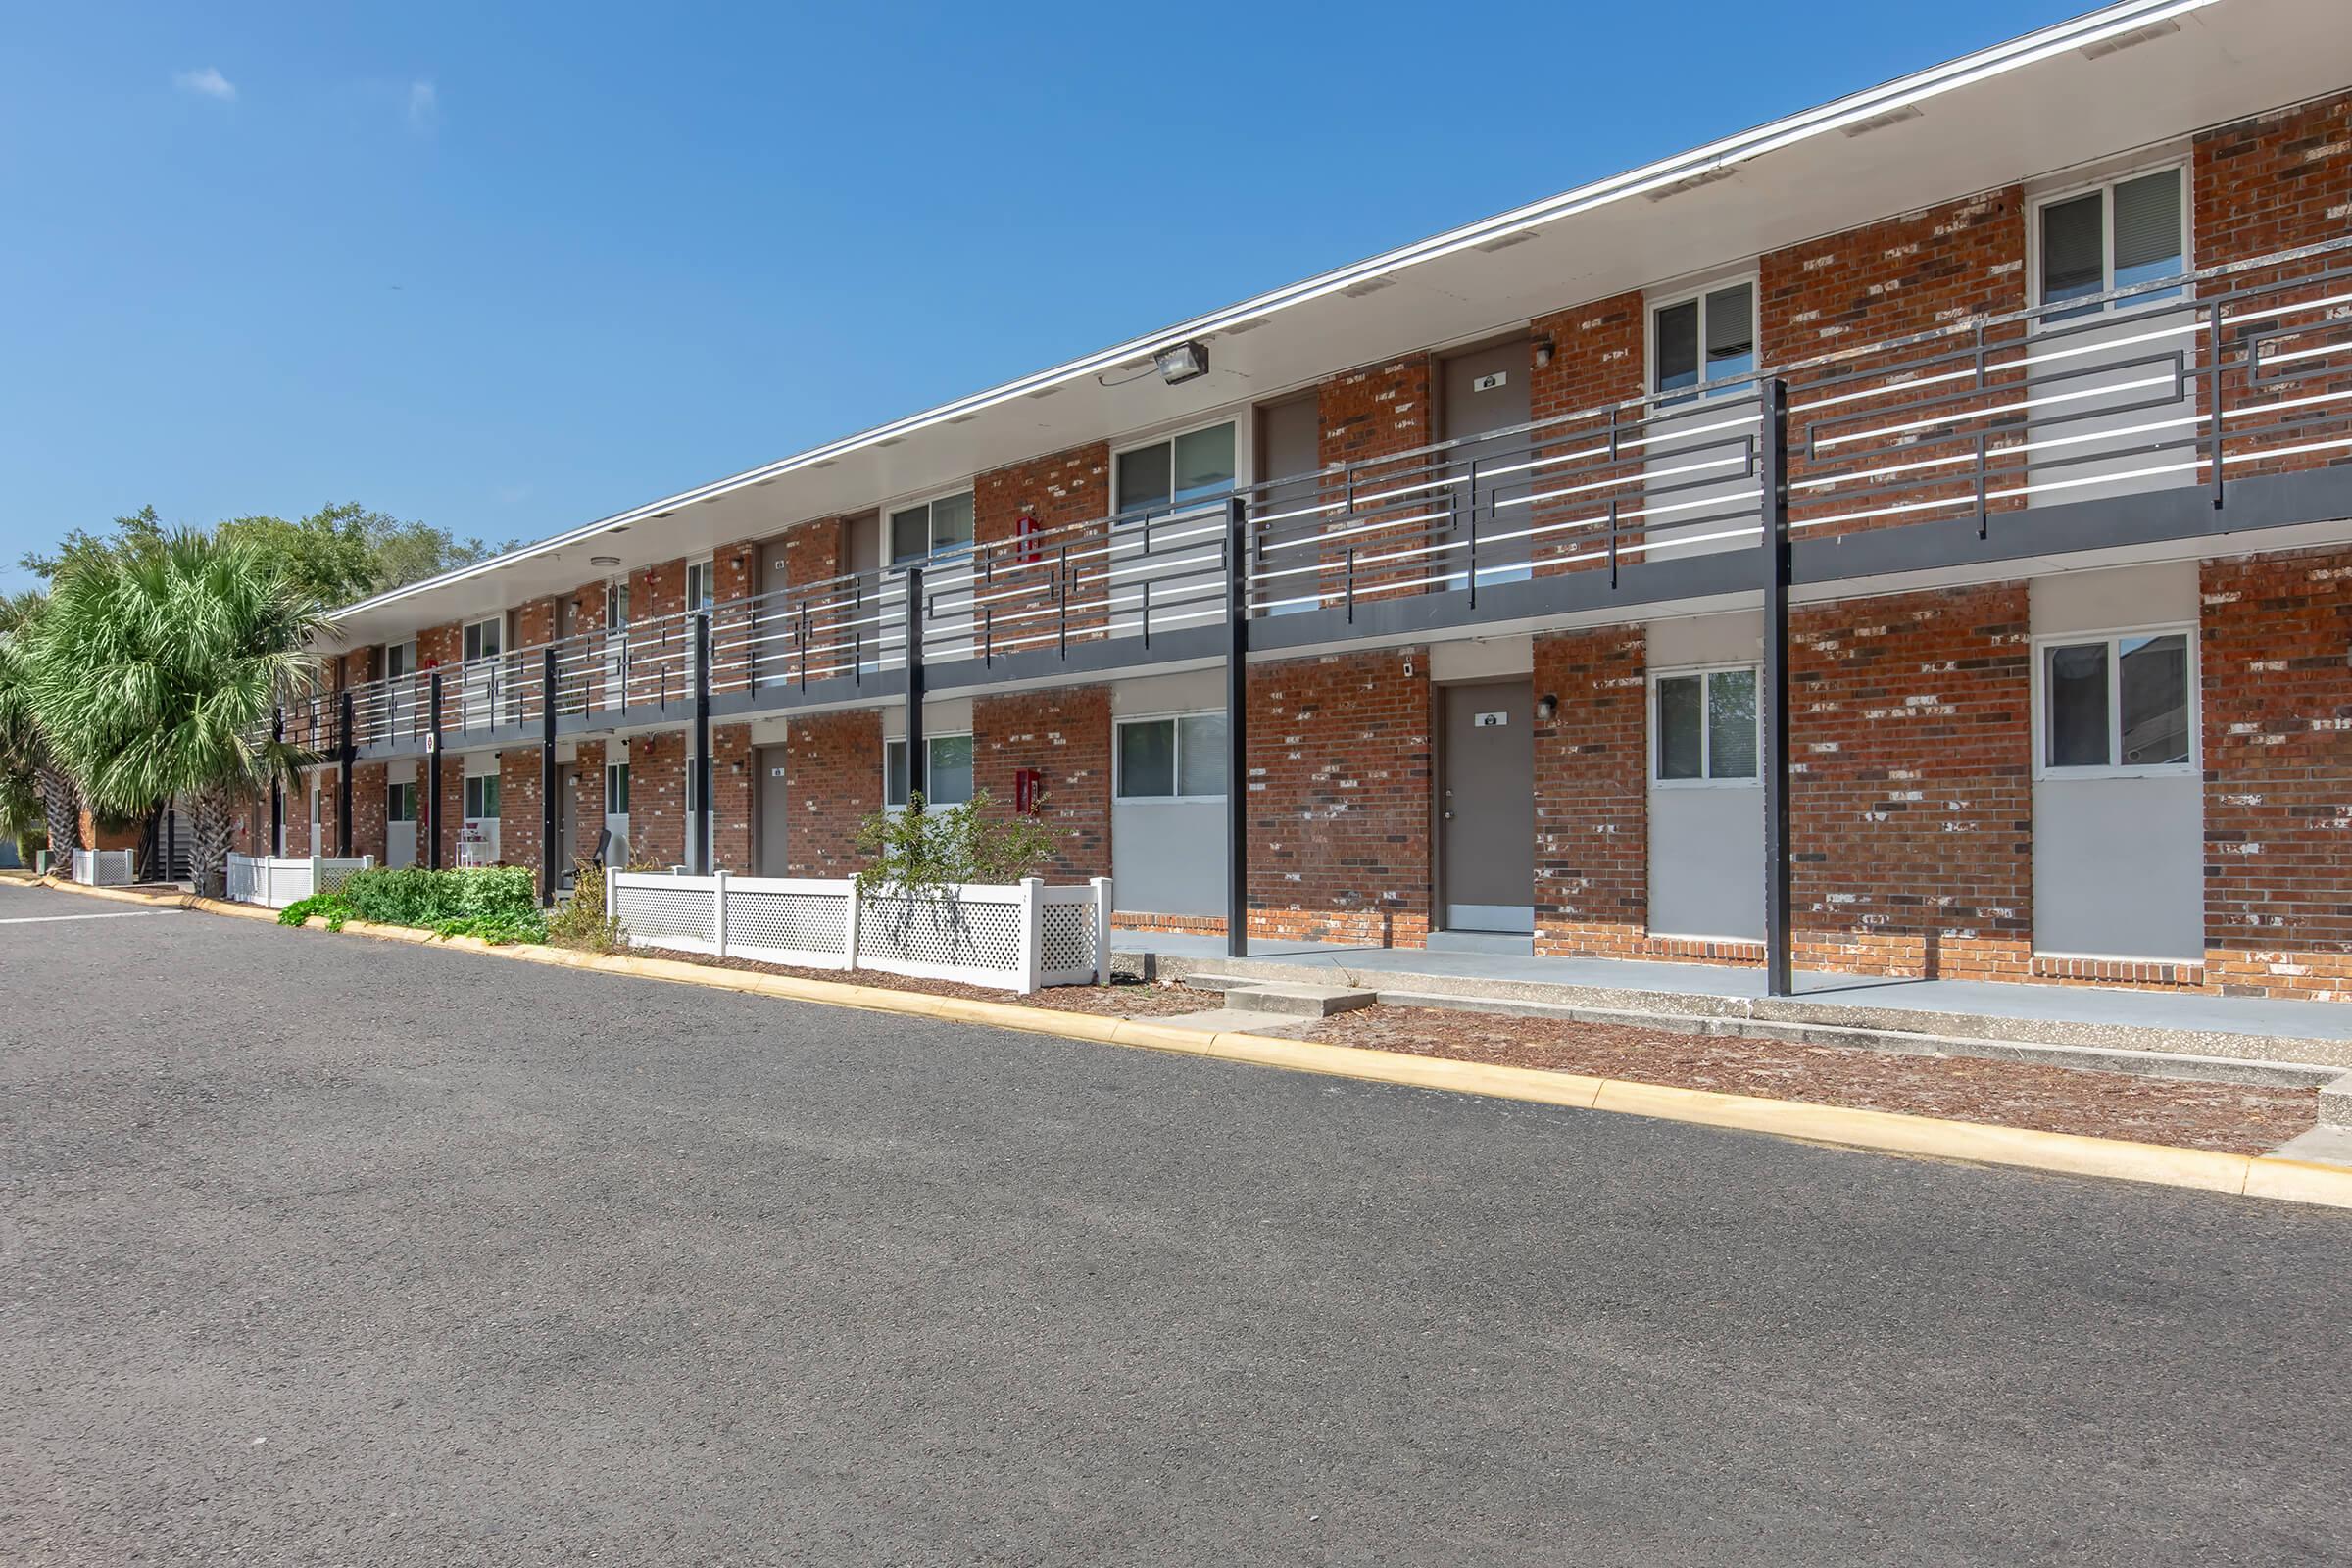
[884,733,975,808]
[888,492,976,566]
[1651,280,1756,404]
[1650,665,1760,786]
[605,761,630,813]
[2034,627,2195,777]
[463,773,502,819]
[387,781,417,823]
[685,558,716,612]
[1114,712,1228,801]
[2033,166,2187,323]
[1114,421,1238,515]
[461,615,504,663]
[383,640,415,680]
[604,580,630,629]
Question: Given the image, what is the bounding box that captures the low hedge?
[278,865,546,945]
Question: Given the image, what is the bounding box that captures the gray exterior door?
[1440,340,1534,583]
[756,744,792,878]
[1441,678,1535,932]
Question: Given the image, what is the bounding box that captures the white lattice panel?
[858,895,1022,977]
[1039,903,1095,984]
[617,882,716,951]
[727,888,852,965]
[614,872,1106,992]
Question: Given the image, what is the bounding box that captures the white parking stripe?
[0,910,163,924]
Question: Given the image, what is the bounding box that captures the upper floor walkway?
[272,238,2352,762]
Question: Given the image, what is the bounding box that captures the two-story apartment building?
[261,0,2352,1002]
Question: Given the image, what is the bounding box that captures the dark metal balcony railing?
[267,238,2352,760]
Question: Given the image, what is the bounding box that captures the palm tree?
[0,591,81,868]
[25,530,330,897]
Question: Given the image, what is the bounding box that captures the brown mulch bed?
[630,947,1221,1018]
[1296,1006,2316,1155]
[619,945,2313,1155]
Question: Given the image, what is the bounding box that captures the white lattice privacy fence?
[69,848,133,887]
[608,871,1113,994]
[224,854,374,909]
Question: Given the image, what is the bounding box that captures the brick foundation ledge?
[1111,912,1226,937]
[2031,955,2206,989]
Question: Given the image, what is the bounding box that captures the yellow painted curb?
[77,879,2352,1211]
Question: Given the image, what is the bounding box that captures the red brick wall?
[629,730,689,868]
[1763,187,2027,542]
[498,749,543,872]
[783,517,848,587]
[1312,355,1434,604]
[433,767,460,865]
[1531,292,1645,424]
[2193,90,2352,269]
[1246,648,1431,945]
[1790,583,2034,980]
[1527,293,1645,576]
[2193,92,2352,484]
[277,781,313,858]
[349,762,387,864]
[633,559,686,623]
[1318,353,1432,469]
[571,741,607,870]
[416,621,461,670]
[514,597,557,653]
[711,722,754,870]
[2200,545,2352,1000]
[973,686,1111,880]
[1759,187,2024,362]
[783,709,882,876]
[976,443,1110,549]
[1533,627,1649,956]
[415,622,462,741]
[706,543,762,696]
[714,540,759,604]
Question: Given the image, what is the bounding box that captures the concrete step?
[1188,976,1378,1018]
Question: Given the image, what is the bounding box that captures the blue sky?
[0,1,2072,595]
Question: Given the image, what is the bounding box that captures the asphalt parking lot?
[5,881,2349,1566]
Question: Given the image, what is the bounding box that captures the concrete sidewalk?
[1118,933,2352,1068]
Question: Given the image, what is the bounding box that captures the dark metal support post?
[337,691,355,858]
[269,706,285,856]
[426,672,444,871]
[1224,497,1250,960]
[690,611,711,874]
[1758,378,1794,998]
[904,564,926,806]
[540,645,559,905]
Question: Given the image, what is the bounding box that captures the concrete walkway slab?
[1116,933,2352,1067]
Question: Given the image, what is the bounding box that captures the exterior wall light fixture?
[1155,340,1210,386]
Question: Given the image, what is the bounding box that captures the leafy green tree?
[24,531,329,897]
[17,505,170,586]
[0,590,80,864]
[22,501,511,607]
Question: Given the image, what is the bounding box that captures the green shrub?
[278,891,353,930]
[546,859,623,953]
[338,865,540,930]
[430,911,546,946]
[854,788,1060,903]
